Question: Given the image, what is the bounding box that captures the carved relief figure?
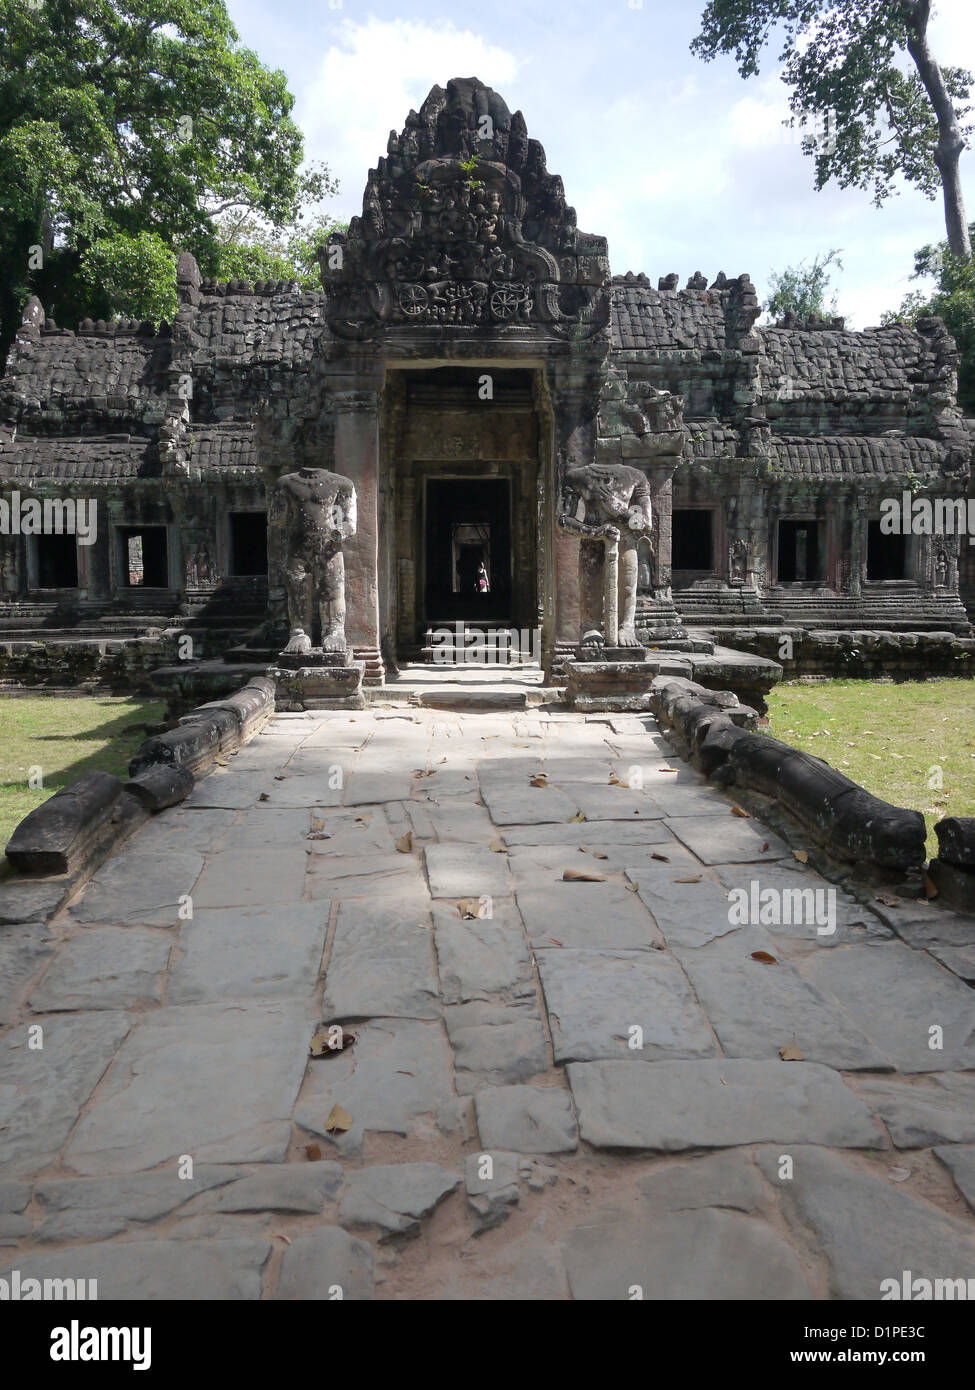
[559,462,653,649]
[277,467,357,655]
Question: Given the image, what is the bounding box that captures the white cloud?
[297,18,519,217]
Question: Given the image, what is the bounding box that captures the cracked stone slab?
[568,1059,884,1151]
[474,1085,578,1153]
[538,949,716,1064]
[478,778,580,826]
[425,843,514,899]
[550,782,664,821]
[855,1074,975,1147]
[714,864,892,944]
[132,808,237,857]
[273,1227,374,1299]
[169,903,328,1004]
[184,771,279,810]
[64,1000,316,1174]
[499,820,677,848]
[0,1181,31,1214]
[0,1237,270,1300]
[666,814,792,864]
[928,944,975,985]
[432,908,531,1003]
[305,810,397,857]
[636,1150,770,1216]
[648,784,736,819]
[628,867,739,949]
[295,1017,464,1154]
[342,771,417,805]
[801,941,975,1072]
[0,1012,134,1177]
[190,848,309,909]
[208,1161,344,1214]
[29,927,170,1012]
[756,1145,975,1300]
[426,804,499,842]
[0,923,53,1024]
[213,807,312,851]
[339,1163,459,1240]
[69,849,203,927]
[935,1146,975,1216]
[306,852,429,903]
[0,876,71,926]
[517,882,661,950]
[675,927,890,1070]
[34,1167,242,1243]
[562,1204,811,1300]
[322,899,440,1021]
[464,1150,521,1232]
[444,1000,549,1092]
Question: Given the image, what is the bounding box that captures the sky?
[224,0,975,327]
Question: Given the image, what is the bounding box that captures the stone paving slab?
[29,927,171,1012]
[444,1000,549,1091]
[628,864,738,949]
[478,778,581,825]
[213,807,312,850]
[294,1017,464,1154]
[0,1237,270,1300]
[191,847,310,909]
[538,949,717,1064]
[0,1012,135,1176]
[322,900,440,1021]
[666,814,792,864]
[184,771,277,810]
[306,851,428,903]
[69,849,204,927]
[801,941,975,1072]
[338,1163,460,1239]
[549,782,665,821]
[756,1145,975,1300]
[64,1001,315,1174]
[854,1074,975,1147]
[517,882,662,950]
[170,903,328,1004]
[499,819,677,848]
[935,1146,975,1215]
[473,1084,578,1153]
[432,909,532,1003]
[675,927,891,1070]
[34,1167,243,1244]
[0,923,53,1024]
[425,843,514,899]
[568,1059,884,1151]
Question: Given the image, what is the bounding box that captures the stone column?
[332,387,384,678]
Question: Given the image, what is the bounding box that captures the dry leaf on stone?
[259,792,270,802]
[458,898,480,920]
[272,1232,293,1245]
[395,831,413,854]
[489,838,505,853]
[609,774,629,788]
[563,867,606,882]
[651,851,670,862]
[306,1144,322,1161]
[888,1167,912,1183]
[877,894,901,907]
[626,882,639,893]
[731,805,749,818]
[751,950,778,964]
[214,756,228,767]
[310,1028,356,1058]
[674,875,702,884]
[355,812,372,823]
[592,850,609,860]
[659,767,679,773]
[779,1042,804,1061]
[794,850,809,864]
[530,774,548,788]
[307,832,330,841]
[549,937,564,947]
[570,811,587,822]
[324,1104,352,1133]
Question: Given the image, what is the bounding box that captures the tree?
[213,163,343,290]
[692,1,973,261]
[0,0,327,349]
[882,223,975,410]
[764,247,844,321]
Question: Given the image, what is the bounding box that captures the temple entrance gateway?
[424,477,511,624]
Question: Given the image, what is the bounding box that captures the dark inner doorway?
[229,512,268,577]
[778,519,822,582]
[118,526,169,588]
[35,534,79,588]
[425,478,511,622]
[672,509,714,572]
[867,521,908,581]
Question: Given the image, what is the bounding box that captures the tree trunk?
[906,0,972,261]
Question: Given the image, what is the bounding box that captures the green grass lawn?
[766,679,975,857]
[0,695,165,849]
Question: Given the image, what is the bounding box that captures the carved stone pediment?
[318,78,610,339]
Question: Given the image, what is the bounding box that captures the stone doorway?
[424,477,511,624]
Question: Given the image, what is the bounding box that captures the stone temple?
[1,76,973,695]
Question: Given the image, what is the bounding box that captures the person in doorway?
[476,560,490,595]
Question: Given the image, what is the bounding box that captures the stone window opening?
[776,518,823,584]
[30,534,79,590]
[672,509,715,573]
[229,512,268,578]
[866,520,910,582]
[118,526,169,589]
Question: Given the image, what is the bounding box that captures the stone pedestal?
[268,651,366,711]
[565,659,660,712]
